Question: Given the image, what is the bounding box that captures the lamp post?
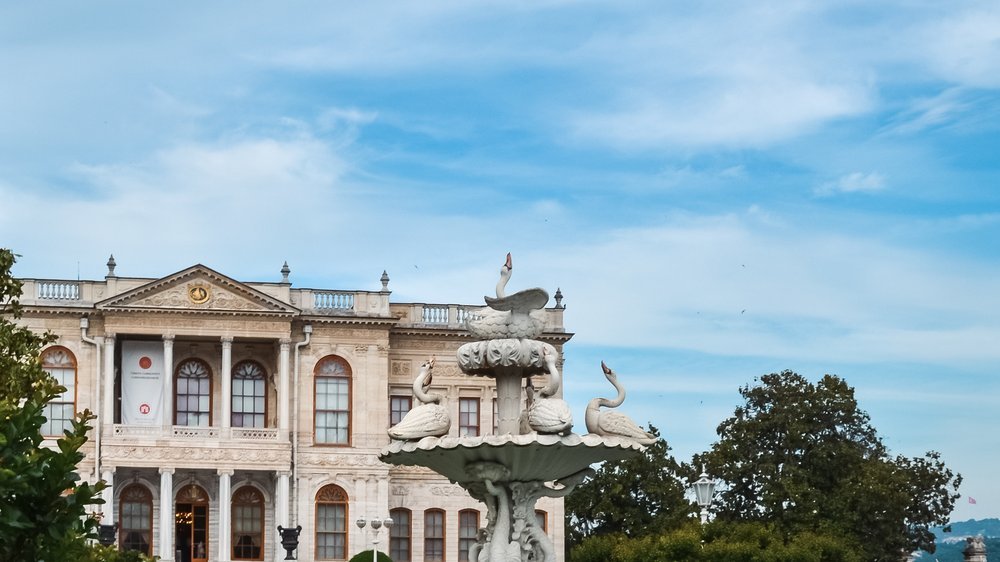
[692,466,717,524]
[356,516,393,562]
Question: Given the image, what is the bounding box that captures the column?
[377,477,389,518]
[162,335,174,431]
[221,337,233,431]
[159,468,174,562]
[355,477,368,550]
[218,469,233,562]
[102,334,115,424]
[277,338,291,438]
[101,468,115,524]
[276,471,290,529]
[276,471,290,562]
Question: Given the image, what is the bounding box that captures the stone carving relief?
[391,360,411,377]
[103,445,287,465]
[390,485,410,496]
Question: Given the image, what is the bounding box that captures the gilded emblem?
[187,284,211,304]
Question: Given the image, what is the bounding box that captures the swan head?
[601,361,615,379]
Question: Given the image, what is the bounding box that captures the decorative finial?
[554,287,564,309]
[280,261,291,284]
[380,270,390,292]
[106,254,117,278]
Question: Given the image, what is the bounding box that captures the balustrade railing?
[111,424,282,442]
[421,305,450,323]
[37,281,81,300]
[314,291,355,311]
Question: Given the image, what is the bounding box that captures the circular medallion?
[188,284,210,304]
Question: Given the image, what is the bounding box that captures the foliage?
[565,425,693,547]
[569,521,861,562]
[348,549,394,562]
[697,371,961,561]
[0,248,106,561]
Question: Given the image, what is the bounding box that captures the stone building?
[16,259,570,562]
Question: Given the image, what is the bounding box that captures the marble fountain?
[380,254,655,562]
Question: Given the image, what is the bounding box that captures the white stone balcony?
[110,424,285,442]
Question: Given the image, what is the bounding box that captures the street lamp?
[693,466,717,524]
[356,516,393,562]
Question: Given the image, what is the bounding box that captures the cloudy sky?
[3,1,998,522]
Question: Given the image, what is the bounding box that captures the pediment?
[97,265,298,316]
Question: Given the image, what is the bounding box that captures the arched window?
[458,509,479,562]
[40,347,76,436]
[232,360,266,428]
[315,484,348,560]
[314,356,351,444]
[175,358,212,426]
[389,508,411,562]
[119,484,153,555]
[232,486,264,560]
[534,510,548,534]
[424,509,445,562]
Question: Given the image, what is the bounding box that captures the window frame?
[232,485,265,561]
[424,509,446,562]
[534,509,548,534]
[119,483,153,555]
[389,507,412,562]
[232,359,268,428]
[315,484,349,560]
[458,397,480,437]
[458,509,479,562]
[313,356,352,446]
[40,346,77,437]
[390,395,412,427]
[174,357,213,427]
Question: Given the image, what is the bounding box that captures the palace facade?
[16,259,570,562]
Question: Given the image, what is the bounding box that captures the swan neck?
[496,268,511,298]
[605,376,626,408]
[413,367,440,404]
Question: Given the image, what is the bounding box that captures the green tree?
[698,371,961,561]
[0,249,106,561]
[565,425,693,547]
[569,520,861,562]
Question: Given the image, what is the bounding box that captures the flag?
[968,497,977,504]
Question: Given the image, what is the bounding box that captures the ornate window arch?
[389,508,412,562]
[314,356,351,444]
[119,483,153,555]
[315,484,349,560]
[424,509,445,562]
[232,359,267,428]
[40,346,77,437]
[232,485,265,560]
[175,358,212,426]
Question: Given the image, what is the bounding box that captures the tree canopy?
[697,370,961,561]
[0,249,108,561]
[565,425,693,547]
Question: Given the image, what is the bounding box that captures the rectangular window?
[390,395,412,426]
[459,510,479,562]
[42,366,75,436]
[459,398,479,437]
[424,510,445,562]
[390,509,411,562]
[492,398,498,434]
[316,504,347,559]
[316,377,350,444]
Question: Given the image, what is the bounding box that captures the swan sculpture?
[388,358,452,440]
[526,348,573,435]
[466,253,549,340]
[584,361,656,445]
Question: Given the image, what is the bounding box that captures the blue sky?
[2,1,998,522]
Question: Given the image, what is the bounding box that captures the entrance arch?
[175,484,210,562]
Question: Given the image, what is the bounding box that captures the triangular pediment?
[97,265,299,316]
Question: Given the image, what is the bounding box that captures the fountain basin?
[380,433,643,484]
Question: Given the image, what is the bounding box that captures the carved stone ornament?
[391,360,412,377]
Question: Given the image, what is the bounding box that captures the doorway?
[175,484,209,562]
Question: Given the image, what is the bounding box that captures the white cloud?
[815,171,887,196]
